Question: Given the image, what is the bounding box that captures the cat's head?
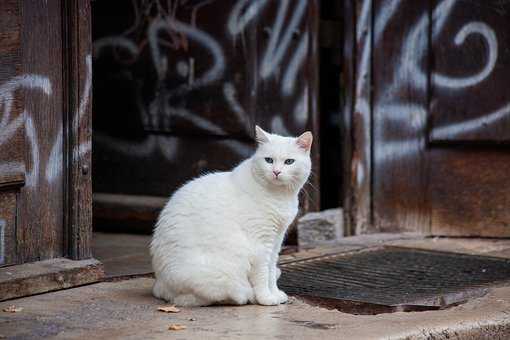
[251,125,312,191]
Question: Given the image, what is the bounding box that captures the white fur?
[151,126,312,306]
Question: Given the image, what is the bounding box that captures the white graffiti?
[223,82,252,135]
[398,0,498,90]
[366,0,508,156]
[259,0,307,79]
[432,102,510,140]
[170,107,226,135]
[149,18,225,86]
[227,0,268,35]
[282,34,308,96]
[433,21,498,89]
[91,0,313,154]
[356,0,372,97]
[0,75,52,187]
[25,114,40,188]
[0,75,52,144]
[270,116,291,136]
[46,54,92,183]
[75,55,93,161]
[293,87,308,127]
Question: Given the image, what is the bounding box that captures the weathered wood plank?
[430,149,510,236]
[64,0,93,260]
[0,0,21,81]
[17,0,65,262]
[0,191,17,267]
[372,0,431,233]
[0,0,24,190]
[346,0,373,235]
[429,0,510,142]
[0,258,103,301]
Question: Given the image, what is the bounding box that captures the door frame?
[63,0,93,260]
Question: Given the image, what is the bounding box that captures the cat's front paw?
[256,292,280,306]
[275,289,288,304]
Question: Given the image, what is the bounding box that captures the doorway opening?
[91,0,344,278]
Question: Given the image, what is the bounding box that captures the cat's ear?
[297,131,313,152]
[255,125,270,144]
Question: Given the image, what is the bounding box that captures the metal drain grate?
[279,247,510,314]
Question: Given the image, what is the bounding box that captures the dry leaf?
[3,305,23,313]
[168,324,186,331]
[157,305,180,313]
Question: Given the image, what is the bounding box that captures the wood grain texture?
[431,149,510,236]
[0,258,103,301]
[17,0,65,262]
[372,0,431,233]
[344,0,510,237]
[429,0,510,142]
[0,0,24,189]
[0,0,23,269]
[348,0,373,234]
[64,0,93,260]
[0,191,17,267]
[0,0,21,80]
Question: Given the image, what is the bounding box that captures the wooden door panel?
[0,0,24,188]
[429,0,510,142]
[0,191,17,266]
[0,0,21,80]
[16,0,65,262]
[0,97,25,188]
[430,149,510,236]
[372,0,430,233]
[0,0,66,264]
[346,0,510,237]
[0,0,23,267]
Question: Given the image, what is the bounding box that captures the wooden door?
[0,0,65,266]
[0,0,92,266]
[92,0,320,228]
[344,0,510,236]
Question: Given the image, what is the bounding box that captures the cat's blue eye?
[264,157,273,164]
[284,159,295,165]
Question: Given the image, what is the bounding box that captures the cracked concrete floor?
[2,277,510,339]
[4,234,510,339]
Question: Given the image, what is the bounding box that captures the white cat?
[150,126,313,306]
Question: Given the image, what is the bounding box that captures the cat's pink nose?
[273,170,281,177]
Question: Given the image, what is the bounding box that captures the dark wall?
[91,0,323,233]
[319,0,343,209]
